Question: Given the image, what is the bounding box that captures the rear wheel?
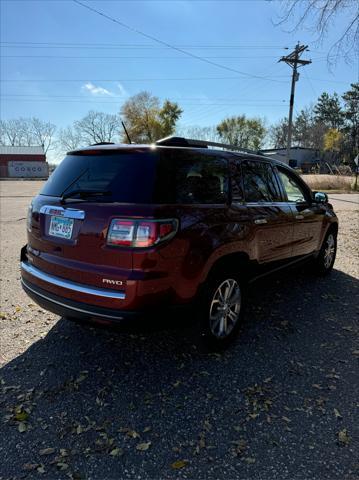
[311,230,337,275]
[198,271,245,350]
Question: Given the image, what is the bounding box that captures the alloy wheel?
[209,279,241,338]
[324,234,336,269]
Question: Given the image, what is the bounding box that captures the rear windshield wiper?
[60,189,112,203]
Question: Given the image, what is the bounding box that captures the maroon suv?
[21,137,338,348]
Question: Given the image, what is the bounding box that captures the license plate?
[49,216,74,239]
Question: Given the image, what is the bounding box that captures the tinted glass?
[230,160,245,202]
[155,150,229,204]
[40,149,229,204]
[278,168,306,202]
[242,161,281,202]
[40,152,158,203]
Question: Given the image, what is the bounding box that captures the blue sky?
[1,0,357,141]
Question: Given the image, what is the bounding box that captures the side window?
[156,151,229,204]
[278,168,307,203]
[242,161,281,203]
[230,159,245,202]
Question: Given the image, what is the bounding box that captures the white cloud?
[82,82,113,96]
[117,83,128,97]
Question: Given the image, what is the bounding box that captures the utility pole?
[279,43,311,164]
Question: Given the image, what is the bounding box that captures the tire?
[197,269,246,351]
[311,229,337,275]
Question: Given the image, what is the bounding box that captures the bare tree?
[0,119,24,146]
[30,118,56,153]
[74,111,120,145]
[0,121,7,145]
[57,126,83,152]
[275,0,359,65]
[0,117,56,152]
[19,118,36,146]
[176,125,220,142]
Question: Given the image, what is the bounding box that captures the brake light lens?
[107,218,178,248]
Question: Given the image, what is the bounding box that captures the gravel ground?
[0,181,358,480]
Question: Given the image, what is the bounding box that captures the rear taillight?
[107,218,178,248]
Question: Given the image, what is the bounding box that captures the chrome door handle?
[295,214,304,220]
[254,218,267,225]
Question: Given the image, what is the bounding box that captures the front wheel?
[311,230,337,275]
[198,272,245,350]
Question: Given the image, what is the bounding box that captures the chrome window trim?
[21,279,125,320]
[39,205,85,220]
[21,262,126,300]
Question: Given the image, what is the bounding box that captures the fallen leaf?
[352,350,359,356]
[14,410,29,422]
[18,422,27,433]
[39,448,55,456]
[37,465,45,474]
[244,457,256,464]
[23,463,39,471]
[15,306,22,312]
[110,448,123,456]
[171,460,188,469]
[282,416,291,423]
[143,426,151,433]
[136,442,151,451]
[334,408,342,419]
[338,429,350,446]
[248,413,259,420]
[126,430,140,439]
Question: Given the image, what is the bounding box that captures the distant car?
[21,136,338,349]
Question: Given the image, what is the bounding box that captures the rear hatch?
[27,148,160,292]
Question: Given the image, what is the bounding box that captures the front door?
[236,160,294,263]
[276,166,324,257]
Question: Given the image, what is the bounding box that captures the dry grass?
[301,174,355,192]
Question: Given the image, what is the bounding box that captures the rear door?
[233,159,294,263]
[275,165,324,256]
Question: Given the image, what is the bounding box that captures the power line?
[0,41,289,49]
[1,76,350,84]
[0,93,287,102]
[2,55,282,59]
[182,63,289,123]
[71,0,288,82]
[0,76,290,83]
[0,98,289,107]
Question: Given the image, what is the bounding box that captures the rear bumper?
[21,276,140,322]
[21,261,126,300]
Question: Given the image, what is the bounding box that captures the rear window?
[40,149,229,204]
[40,151,158,203]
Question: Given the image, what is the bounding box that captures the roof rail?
[155,136,264,156]
[90,142,115,146]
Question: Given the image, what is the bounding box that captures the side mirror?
[314,191,328,204]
